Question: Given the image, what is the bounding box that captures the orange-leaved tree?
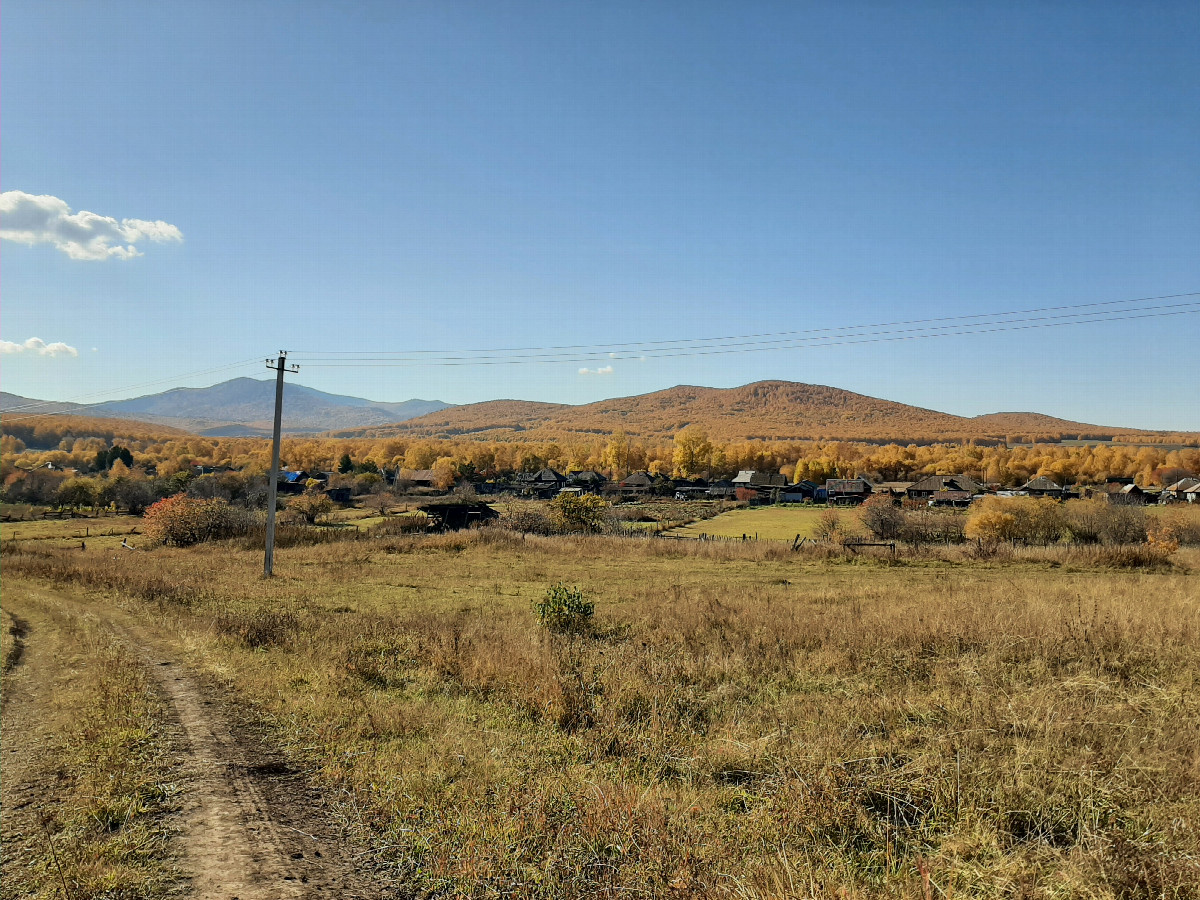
[143,494,250,546]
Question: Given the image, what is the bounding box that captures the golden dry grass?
[1,513,143,548]
[0,591,180,899]
[3,531,1198,898]
[667,506,832,542]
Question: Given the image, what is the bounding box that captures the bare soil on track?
[2,582,399,900]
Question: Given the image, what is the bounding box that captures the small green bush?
[533,583,594,634]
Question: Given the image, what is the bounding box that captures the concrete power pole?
[264,352,299,577]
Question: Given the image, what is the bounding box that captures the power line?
[293,302,1200,368]
[291,290,1200,359]
[2,292,1196,421]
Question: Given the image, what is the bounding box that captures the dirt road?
[2,582,397,900]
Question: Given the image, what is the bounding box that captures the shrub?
[288,492,334,524]
[1098,504,1147,544]
[897,507,965,546]
[1062,499,1108,544]
[500,503,555,535]
[814,509,847,544]
[550,492,611,533]
[142,494,252,546]
[110,476,155,515]
[1155,507,1200,546]
[965,505,1018,545]
[533,583,594,634]
[859,494,904,539]
[966,496,1064,546]
[56,476,98,510]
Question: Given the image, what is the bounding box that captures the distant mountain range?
[335,381,1192,444]
[0,378,452,436]
[4,378,1193,445]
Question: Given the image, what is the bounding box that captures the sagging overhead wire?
[4,291,1196,420]
[291,293,1200,368]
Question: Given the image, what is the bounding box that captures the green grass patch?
[667,504,832,541]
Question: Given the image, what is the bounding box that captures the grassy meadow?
[0,513,144,548]
[3,529,1199,898]
[667,506,830,542]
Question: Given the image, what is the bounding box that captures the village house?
[515,467,568,498]
[779,480,820,503]
[618,472,655,498]
[705,479,737,500]
[1161,476,1200,503]
[731,470,788,489]
[871,481,915,502]
[405,469,439,489]
[1095,482,1152,505]
[278,470,325,495]
[730,470,788,503]
[1021,476,1066,499]
[672,478,710,500]
[905,474,981,502]
[568,470,609,493]
[825,478,873,506]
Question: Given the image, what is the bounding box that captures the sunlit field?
[4,527,1198,898]
[667,505,831,542]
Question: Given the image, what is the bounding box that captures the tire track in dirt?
[2,610,28,678]
[7,583,398,900]
[2,600,78,896]
[105,611,394,899]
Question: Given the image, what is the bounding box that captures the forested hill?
[336,380,1186,444]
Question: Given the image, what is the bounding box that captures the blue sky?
[3,1,1198,430]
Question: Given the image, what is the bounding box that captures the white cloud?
[578,365,615,375]
[0,337,79,357]
[0,191,182,260]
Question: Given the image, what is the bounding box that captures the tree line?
[4,418,1199,507]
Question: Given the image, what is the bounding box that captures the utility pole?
[264,351,299,577]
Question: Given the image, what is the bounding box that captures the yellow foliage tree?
[672,427,712,477]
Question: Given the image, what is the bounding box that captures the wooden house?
[1161,477,1200,502]
[706,480,737,500]
[618,472,655,497]
[906,475,981,501]
[1021,476,1065,499]
[515,467,568,498]
[568,470,609,492]
[779,480,820,503]
[872,481,914,501]
[417,501,499,531]
[825,478,873,506]
[403,469,437,489]
[278,470,314,495]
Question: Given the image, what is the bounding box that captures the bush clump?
[533,583,594,634]
[142,494,252,546]
[549,492,612,533]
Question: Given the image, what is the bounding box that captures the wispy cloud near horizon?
[0,191,182,260]
[578,365,615,375]
[0,337,80,357]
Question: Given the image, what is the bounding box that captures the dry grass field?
[3,529,1199,898]
[1,590,180,898]
[0,513,144,547]
[667,506,831,542]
